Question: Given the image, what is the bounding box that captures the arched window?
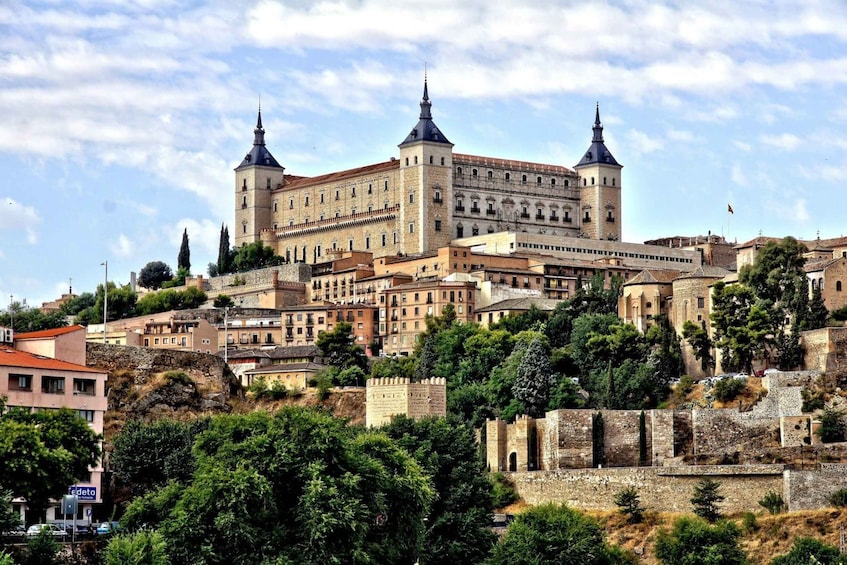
[405,157,409,166]
[537,176,542,184]
[591,177,595,185]
[612,178,616,186]
[472,168,478,177]
[551,178,556,186]
[838,281,843,292]
[487,170,493,179]
[564,179,569,187]
[457,167,462,175]
[583,178,587,186]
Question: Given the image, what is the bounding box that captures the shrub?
[801,389,826,413]
[759,490,785,515]
[771,537,846,565]
[163,370,192,387]
[817,408,846,443]
[741,511,758,533]
[490,472,518,509]
[676,375,694,397]
[614,486,644,524]
[713,378,746,402]
[828,487,847,507]
[655,516,745,565]
[691,477,724,522]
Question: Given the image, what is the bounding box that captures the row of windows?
[516,242,694,263]
[405,155,447,166]
[6,374,98,395]
[456,167,574,186]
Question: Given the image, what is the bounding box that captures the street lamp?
[223,307,229,364]
[100,261,108,344]
[8,294,13,331]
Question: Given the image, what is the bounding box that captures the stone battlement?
[365,376,447,427]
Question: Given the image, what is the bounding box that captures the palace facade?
[234,81,623,262]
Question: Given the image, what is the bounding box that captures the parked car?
[74,524,94,538]
[95,521,123,535]
[26,523,67,538]
[1,524,26,540]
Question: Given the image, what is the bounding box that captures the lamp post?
[223,307,229,364]
[8,294,13,331]
[101,261,108,344]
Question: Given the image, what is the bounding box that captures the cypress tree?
[178,228,191,272]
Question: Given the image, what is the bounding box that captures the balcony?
[486,209,497,216]
[433,196,443,204]
[550,215,559,222]
[563,216,572,223]
[306,316,314,326]
[535,214,545,220]
[455,205,465,212]
[520,212,530,219]
[470,207,481,214]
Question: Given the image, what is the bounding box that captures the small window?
[591,177,595,184]
[838,281,843,292]
[405,157,409,166]
[551,178,556,186]
[472,168,478,176]
[429,155,433,164]
[488,170,493,179]
[457,167,462,175]
[273,201,278,212]
[368,183,373,194]
[435,220,442,231]
[409,223,415,234]
[305,196,310,206]
[612,178,616,186]
[537,176,542,184]
[441,157,445,166]
[564,179,569,187]
[522,174,527,183]
[505,172,511,181]
[414,156,418,165]
[352,186,356,196]
[409,193,414,204]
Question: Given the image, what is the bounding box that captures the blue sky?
[2,0,847,308]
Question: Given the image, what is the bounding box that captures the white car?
[26,523,67,538]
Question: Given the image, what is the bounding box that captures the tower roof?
[575,103,620,168]
[399,79,452,147]
[236,107,283,170]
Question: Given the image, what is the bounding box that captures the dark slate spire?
[253,106,266,146]
[576,103,620,167]
[236,104,283,170]
[399,78,452,146]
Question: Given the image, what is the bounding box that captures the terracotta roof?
[15,325,85,340]
[0,347,102,373]
[280,160,399,191]
[245,362,325,375]
[476,298,563,313]
[676,265,730,279]
[734,236,783,250]
[453,154,576,175]
[805,257,847,273]
[623,269,681,286]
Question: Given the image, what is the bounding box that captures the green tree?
[414,335,437,382]
[691,478,724,522]
[490,305,549,334]
[135,288,208,315]
[316,321,368,373]
[807,285,830,330]
[614,486,644,524]
[370,355,416,380]
[645,314,684,387]
[489,503,630,565]
[111,418,210,497]
[711,282,771,373]
[570,313,621,379]
[0,406,101,518]
[771,537,847,564]
[383,416,496,565]
[232,241,284,272]
[213,295,234,308]
[682,320,715,376]
[217,224,234,275]
[758,490,785,515]
[0,302,67,333]
[124,408,433,565]
[817,408,846,443]
[60,292,96,317]
[512,336,556,417]
[76,282,138,324]
[177,228,190,272]
[0,490,20,535]
[655,516,746,565]
[104,530,170,565]
[138,261,174,290]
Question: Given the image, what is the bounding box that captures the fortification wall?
[785,464,847,511]
[365,377,446,427]
[509,465,784,514]
[693,409,780,462]
[600,410,651,467]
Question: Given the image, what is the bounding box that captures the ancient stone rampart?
[365,377,446,427]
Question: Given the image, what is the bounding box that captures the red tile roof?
[15,325,85,340]
[0,347,101,373]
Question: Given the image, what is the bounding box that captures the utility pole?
[101,261,108,344]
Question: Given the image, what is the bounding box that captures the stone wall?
[784,464,847,511]
[600,410,650,467]
[509,465,784,514]
[86,342,236,397]
[365,377,446,427]
[692,410,779,462]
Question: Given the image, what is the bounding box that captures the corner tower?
[398,79,454,255]
[575,104,623,241]
[234,107,286,248]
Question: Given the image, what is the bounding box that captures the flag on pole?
[728,204,734,214]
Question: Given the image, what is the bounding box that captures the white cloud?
[627,129,664,155]
[667,129,695,143]
[733,141,752,152]
[173,218,222,268]
[110,234,134,258]
[0,198,41,244]
[731,164,748,187]
[760,133,802,151]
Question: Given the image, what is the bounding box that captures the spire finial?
[592,102,604,143]
[253,100,266,146]
[423,64,429,102]
[419,71,432,120]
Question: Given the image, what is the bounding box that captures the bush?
[655,516,745,565]
[675,375,694,397]
[163,370,193,387]
[691,477,724,522]
[759,490,785,515]
[490,472,518,508]
[614,486,644,524]
[828,487,847,507]
[771,536,847,564]
[801,389,826,413]
[817,408,846,443]
[713,378,747,402]
[741,511,758,533]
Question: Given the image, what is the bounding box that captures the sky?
[2,0,847,308]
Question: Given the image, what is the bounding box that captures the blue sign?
[68,486,97,501]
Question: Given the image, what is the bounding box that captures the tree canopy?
[655,516,746,565]
[177,228,191,272]
[122,407,433,565]
[138,261,174,290]
[0,402,101,517]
